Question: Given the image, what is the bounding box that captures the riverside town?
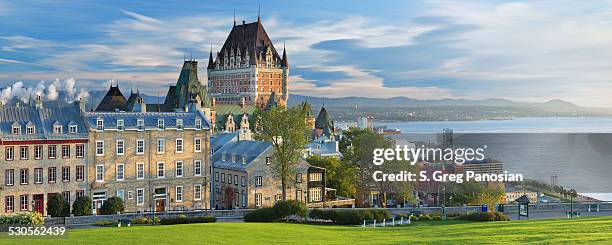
[1,1,611,244]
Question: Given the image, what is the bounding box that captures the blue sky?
[1,0,612,107]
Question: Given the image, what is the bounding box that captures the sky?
[1,0,612,107]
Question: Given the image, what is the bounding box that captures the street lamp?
[569,189,577,218]
[449,196,453,207]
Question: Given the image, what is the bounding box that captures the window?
[158,119,164,129]
[95,141,104,156]
[96,119,104,130]
[62,166,70,182]
[228,174,232,184]
[296,173,302,183]
[27,126,35,135]
[137,189,144,205]
[116,164,124,181]
[62,145,70,159]
[116,140,124,155]
[221,173,225,183]
[117,119,124,131]
[20,195,28,211]
[34,146,43,159]
[5,146,14,161]
[5,169,14,186]
[176,161,183,177]
[266,157,271,165]
[12,126,20,135]
[195,119,202,130]
[157,162,165,178]
[137,119,144,131]
[194,138,202,152]
[76,190,85,198]
[116,189,125,201]
[137,163,144,179]
[5,196,14,212]
[136,140,144,154]
[234,175,238,186]
[255,193,262,207]
[76,166,84,181]
[127,191,133,200]
[53,125,62,134]
[76,144,84,158]
[62,191,70,205]
[275,194,282,202]
[241,191,247,207]
[20,146,28,160]
[34,168,43,184]
[48,145,56,159]
[309,188,322,202]
[241,176,246,186]
[175,139,183,153]
[296,190,303,202]
[309,173,323,182]
[194,160,202,176]
[176,186,183,202]
[176,119,183,130]
[194,185,202,200]
[48,167,56,183]
[215,172,219,182]
[20,169,28,185]
[157,139,165,153]
[96,165,104,182]
[69,125,78,134]
[255,176,262,186]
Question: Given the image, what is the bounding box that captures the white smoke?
[0,78,90,104]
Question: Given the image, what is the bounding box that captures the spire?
[257,3,261,23]
[281,41,288,68]
[207,44,215,69]
[233,8,236,26]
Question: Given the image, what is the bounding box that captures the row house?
[0,100,88,215]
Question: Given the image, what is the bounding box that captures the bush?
[100,197,124,215]
[94,221,117,227]
[72,196,93,216]
[309,209,338,222]
[0,212,44,225]
[419,214,432,221]
[432,215,442,221]
[131,217,149,224]
[336,210,363,225]
[459,212,509,222]
[274,200,307,219]
[395,213,409,220]
[244,208,280,222]
[372,209,391,222]
[47,194,68,217]
[160,215,216,225]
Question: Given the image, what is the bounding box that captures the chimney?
[35,95,44,109]
[212,97,216,107]
[0,101,4,109]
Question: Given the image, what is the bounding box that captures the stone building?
[83,106,212,213]
[211,137,325,209]
[0,99,88,215]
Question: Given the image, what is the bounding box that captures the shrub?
[395,213,409,220]
[432,215,442,221]
[0,212,44,225]
[309,209,324,220]
[409,215,419,221]
[47,194,68,217]
[160,215,216,225]
[459,212,509,222]
[244,208,280,222]
[309,209,338,222]
[336,210,362,225]
[94,221,117,227]
[274,200,307,219]
[100,197,124,215]
[419,214,432,221]
[372,209,391,222]
[72,196,93,216]
[323,209,338,222]
[131,217,149,224]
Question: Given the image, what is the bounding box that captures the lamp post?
[152,193,157,225]
[569,189,577,218]
[449,196,453,207]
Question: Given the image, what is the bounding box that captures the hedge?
[72,196,93,216]
[244,208,280,222]
[160,215,217,225]
[100,197,124,215]
[274,200,307,219]
[130,217,161,224]
[459,212,510,222]
[0,212,44,225]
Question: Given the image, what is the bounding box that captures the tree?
[100,197,124,215]
[47,194,68,217]
[255,106,310,200]
[72,196,93,216]
[306,155,357,198]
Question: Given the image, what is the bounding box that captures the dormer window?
[117,119,124,131]
[176,119,183,130]
[195,119,202,130]
[53,125,62,134]
[137,119,144,131]
[69,125,78,134]
[96,119,104,131]
[26,126,35,135]
[12,126,20,135]
[158,119,164,130]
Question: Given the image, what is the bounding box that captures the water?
[365,117,612,197]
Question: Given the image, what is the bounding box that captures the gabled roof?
[96,85,127,111]
[212,140,273,171]
[217,20,281,66]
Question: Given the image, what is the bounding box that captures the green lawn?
[2,216,612,244]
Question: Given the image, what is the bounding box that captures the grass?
[2,216,612,244]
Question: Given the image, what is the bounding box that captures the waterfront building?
[0,99,88,215]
